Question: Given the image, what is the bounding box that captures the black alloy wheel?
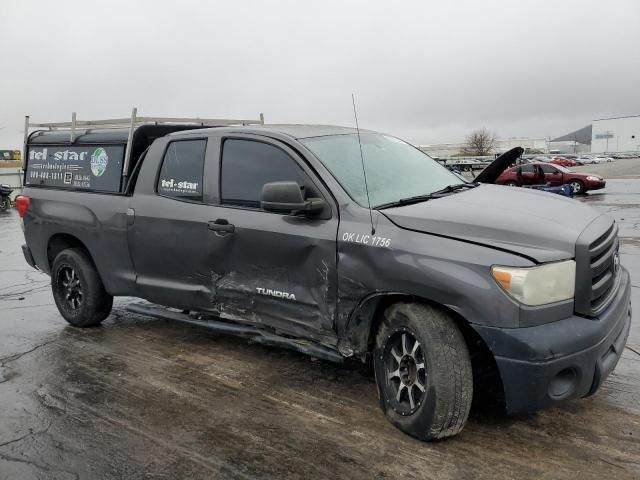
[383,329,427,415]
[58,266,83,310]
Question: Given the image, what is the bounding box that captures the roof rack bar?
[25,108,266,182]
[70,111,77,143]
[122,108,137,178]
[135,116,264,125]
[30,118,141,128]
[28,115,265,129]
[22,115,29,170]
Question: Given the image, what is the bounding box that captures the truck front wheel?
[373,302,473,440]
[51,248,113,327]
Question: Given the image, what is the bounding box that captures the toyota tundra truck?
[17,111,632,441]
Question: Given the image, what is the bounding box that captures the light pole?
[605,130,613,153]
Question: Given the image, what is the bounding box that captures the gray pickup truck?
[17,115,632,440]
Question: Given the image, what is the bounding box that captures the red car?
[495,162,605,194]
[549,157,577,167]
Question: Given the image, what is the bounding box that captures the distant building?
[419,116,640,157]
[591,115,640,153]
[493,137,548,154]
[548,125,592,154]
[418,137,547,157]
[0,150,21,161]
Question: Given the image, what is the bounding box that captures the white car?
[578,156,602,164]
[595,156,614,162]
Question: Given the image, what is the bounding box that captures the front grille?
[575,218,620,316]
[588,223,619,313]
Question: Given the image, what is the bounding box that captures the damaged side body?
[124,132,340,349]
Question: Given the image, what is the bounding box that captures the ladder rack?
[23,107,265,177]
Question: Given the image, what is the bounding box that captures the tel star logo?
[90,147,109,177]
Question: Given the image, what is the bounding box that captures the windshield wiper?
[375,194,435,210]
[429,182,479,195]
[375,183,479,210]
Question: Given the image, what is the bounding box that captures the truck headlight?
[491,260,576,306]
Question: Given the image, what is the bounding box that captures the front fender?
[335,214,534,357]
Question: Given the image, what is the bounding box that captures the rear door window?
[157,139,206,201]
[220,139,307,209]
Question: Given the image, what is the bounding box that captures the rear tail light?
[15,195,30,218]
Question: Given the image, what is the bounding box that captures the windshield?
[301,133,462,208]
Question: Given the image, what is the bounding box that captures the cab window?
[157,139,206,201]
[220,139,308,209]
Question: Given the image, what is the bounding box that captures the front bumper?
[473,267,631,414]
[586,180,606,190]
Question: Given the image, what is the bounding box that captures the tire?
[51,248,113,327]
[373,302,473,441]
[0,197,8,212]
[505,180,518,187]
[569,179,585,195]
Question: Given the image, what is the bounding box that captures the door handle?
[126,208,135,226]
[208,219,235,234]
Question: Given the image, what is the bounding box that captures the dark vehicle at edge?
[0,184,13,211]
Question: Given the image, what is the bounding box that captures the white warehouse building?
[591,115,640,153]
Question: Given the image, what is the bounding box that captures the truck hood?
[380,184,603,263]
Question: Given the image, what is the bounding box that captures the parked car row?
[578,155,616,164]
[523,154,619,166]
[525,155,614,167]
[610,152,639,159]
[433,157,486,171]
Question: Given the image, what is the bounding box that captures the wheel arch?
[47,233,101,278]
[345,292,506,410]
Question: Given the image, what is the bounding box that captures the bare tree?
[462,128,496,156]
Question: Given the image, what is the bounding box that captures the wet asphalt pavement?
[1,180,639,479]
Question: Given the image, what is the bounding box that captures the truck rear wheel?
[51,248,113,327]
[373,302,473,440]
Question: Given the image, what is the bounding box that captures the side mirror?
[261,181,326,215]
